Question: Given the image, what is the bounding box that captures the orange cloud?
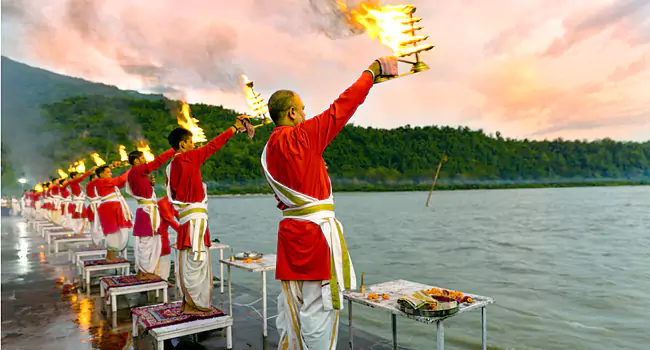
[1,0,648,141]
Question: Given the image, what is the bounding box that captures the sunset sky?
[2,0,649,141]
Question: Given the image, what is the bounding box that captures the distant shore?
[203,180,650,197]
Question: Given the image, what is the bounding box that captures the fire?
[68,164,75,173]
[240,74,269,118]
[90,153,106,166]
[57,169,68,179]
[34,184,44,192]
[75,160,86,173]
[337,0,433,57]
[177,102,207,143]
[137,142,155,162]
[119,145,128,162]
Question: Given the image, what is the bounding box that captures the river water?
[125,186,650,350]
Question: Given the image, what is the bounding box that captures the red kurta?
[67,171,92,219]
[85,179,98,222]
[266,72,373,281]
[158,196,180,256]
[128,148,175,237]
[50,185,60,211]
[60,184,71,215]
[167,128,235,250]
[95,171,132,235]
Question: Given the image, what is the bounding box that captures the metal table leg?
[348,299,353,350]
[220,248,224,294]
[228,265,232,317]
[482,307,487,350]
[392,314,397,350]
[436,320,444,350]
[262,271,267,338]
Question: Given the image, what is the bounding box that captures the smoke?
[2,0,244,93]
[250,0,365,39]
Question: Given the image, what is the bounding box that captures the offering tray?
[234,251,263,260]
[398,295,459,318]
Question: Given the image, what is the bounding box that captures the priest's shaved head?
[268,90,305,126]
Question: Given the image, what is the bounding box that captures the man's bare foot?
[181,303,211,315]
[137,271,159,281]
[105,250,119,262]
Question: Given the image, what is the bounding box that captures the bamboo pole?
[425,151,446,207]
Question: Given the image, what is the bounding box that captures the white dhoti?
[158,254,171,280]
[165,159,213,310]
[106,228,129,252]
[277,281,339,350]
[262,146,356,350]
[135,235,162,274]
[91,223,104,245]
[178,249,212,310]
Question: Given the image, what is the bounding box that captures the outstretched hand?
[367,56,399,83]
[233,115,255,139]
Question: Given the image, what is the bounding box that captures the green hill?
[1,56,161,193]
[2,56,649,196]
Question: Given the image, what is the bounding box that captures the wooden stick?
[425,152,445,207]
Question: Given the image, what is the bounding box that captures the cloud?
[1,0,649,143]
[609,50,650,81]
[542,0,650,57]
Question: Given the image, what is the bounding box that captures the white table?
[53,235,93,253]
[131,302,233,350]
[31,219,49,231]
[100,278,168,313]
[220,254,277,338]
[172,243,229,295]
[343,279,495,350]
[46,229,75,245]
[40,224,60,237]
[80,260,131,293]
[69,246,107,264]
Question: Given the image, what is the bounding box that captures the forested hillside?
[38,95,650,194]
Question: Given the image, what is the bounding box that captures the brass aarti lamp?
[375,5,433,83]
[241,75,273,128]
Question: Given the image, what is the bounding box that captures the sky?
[2,0,649,142]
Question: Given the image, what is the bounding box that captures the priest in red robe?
[85,173,103,245]
[66,169,95,233]
[165,116,246,315]
[94,164,132,261]
[262,58,391,349]
[157,195,179,283]
[126,148,175,280]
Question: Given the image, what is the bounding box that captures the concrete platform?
[1,217,405,349]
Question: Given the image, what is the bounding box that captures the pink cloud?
[1,0,649,141]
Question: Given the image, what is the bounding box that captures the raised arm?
[144,148,176,174]
[101,170,131,188]
[186,128,235,165]
[298,71,374,154]
[69,170,93,184]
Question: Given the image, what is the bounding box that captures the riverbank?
[197,179,650,197]
[0,217,405,350]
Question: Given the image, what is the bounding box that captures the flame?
[90,153,106,166]
[136,142,155,162]
[337,0,432,57]
[119,145,128,161]
[68,164,75,173]
[240,74,269,118]
[176,102,207,143]
[34,184,44,192]
[57,169,68,179]
[75,160,86,173]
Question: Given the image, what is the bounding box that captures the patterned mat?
[83,258,129,267]
[100,275,164,300]
[132,301,226,331]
